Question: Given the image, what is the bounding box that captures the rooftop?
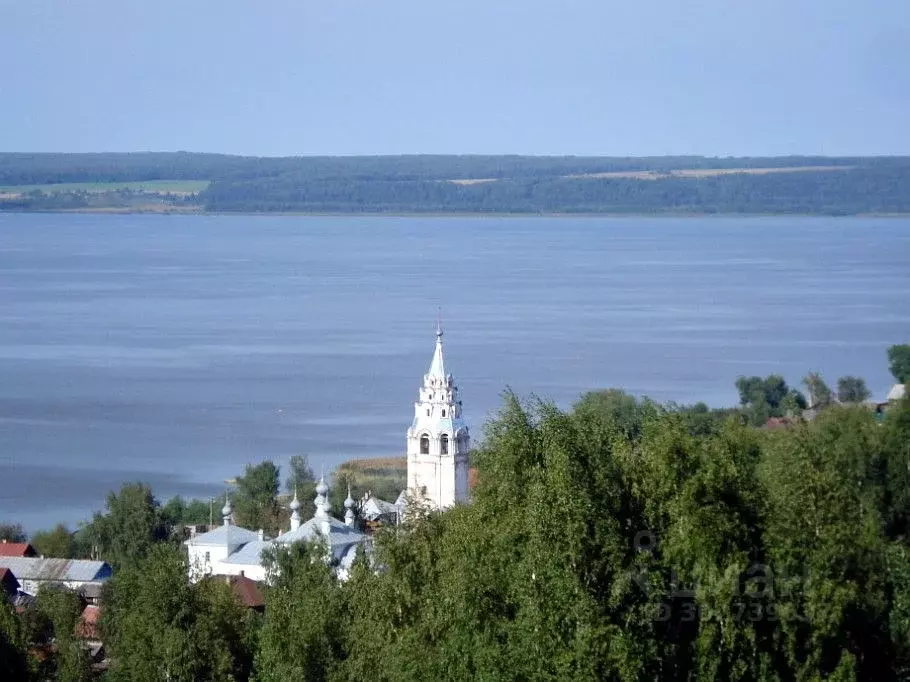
[1,567,20,593]
[223,575,265,609]
[74,605,101,640]
[0,557,112,583]
[0,542,37,557]
[184,524,262,548]
[276,515,367,557]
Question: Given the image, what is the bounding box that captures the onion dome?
[221,495,232,524]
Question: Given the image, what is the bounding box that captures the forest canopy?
[2,153,910,214]
[4,386,910,680]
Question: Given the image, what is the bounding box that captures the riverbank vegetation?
[2,346,910,680]
[2,153,910,215]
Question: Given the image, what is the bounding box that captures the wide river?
[0,214,908,531]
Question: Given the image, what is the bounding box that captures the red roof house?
[0,542,38,557]
[223,575,265,611]
[75,604,101,641]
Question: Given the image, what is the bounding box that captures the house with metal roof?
[0,557,111,596]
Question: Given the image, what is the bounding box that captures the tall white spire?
[344,485,356,527]
[427,321,446,379]
[314,476,328,516]
[406,323,471,510]
[314,476,332,537]
[221,494,232,526]
[289,486,301,532]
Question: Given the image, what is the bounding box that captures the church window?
[426,408,430,416]
[441,434,449,454]
[442,409,446,417]
[420,434,430,454]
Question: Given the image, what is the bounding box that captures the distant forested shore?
[2,152,910,215]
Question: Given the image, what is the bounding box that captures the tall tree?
[285,454,316,496]
[256,542,347,682]
[32,584,92,682]
[803,371,833,408]
[101,544,253,681]
[35,584,83,645]
[735,374,794,425]
[235,461,281,534]
[888,344,910,384]
[31,523,74,558]
[837,375,871,403]
[86,482,167,568]
[0,523,26,543]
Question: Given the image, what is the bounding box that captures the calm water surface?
[1,214,908,531]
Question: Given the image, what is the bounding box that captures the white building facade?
[185,482,367,583]
[406,325,470,510]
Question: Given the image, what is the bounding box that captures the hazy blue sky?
[2,0,908,156]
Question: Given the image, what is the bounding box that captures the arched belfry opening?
[420,434,430,455]
[440,433,449,455]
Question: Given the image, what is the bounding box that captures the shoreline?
[2,207,910,218]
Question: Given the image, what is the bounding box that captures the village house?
[0,557,112,596]
[0,540,38,557]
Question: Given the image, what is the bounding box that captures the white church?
[405,323,471,509]
[184,324,471,582]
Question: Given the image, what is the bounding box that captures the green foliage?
[285,454,316,496]
[255,542,346,682]
[56,639,93,682]
[803,371,833,408]
[735,374,804,425]
[85,482,169,569]
[234,461,281,534]
[3,152,910,214]
[35,584,83,644]
[101,544,253,681]
[47,383,910,680]
[30,523,74,559]
[0,594,29,681]
[236,389,910,679]
[881,397,910,537]
[837,375,871,403]
[162,496,216,527]
[573,388,652,440]
[888,344,910,384]
[0,522,26,543]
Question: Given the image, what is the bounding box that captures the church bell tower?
[406,324,470,509]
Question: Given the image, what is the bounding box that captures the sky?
[1,0,909,157]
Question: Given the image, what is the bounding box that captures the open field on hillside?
[336,456,407,503]
[0,179,210,196]
[444,165,855,185]
[571,165,855,180]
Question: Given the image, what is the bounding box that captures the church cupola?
[406,322,470,509]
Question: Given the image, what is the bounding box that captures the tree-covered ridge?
[2,153,910,214]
